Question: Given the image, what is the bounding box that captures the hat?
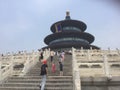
[42,60,47,64]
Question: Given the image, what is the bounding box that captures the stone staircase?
[0,54,73,90]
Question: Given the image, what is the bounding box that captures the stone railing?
[73,48,120,77]
[19,52,39,76]
[0,49,51,82]
[0,64,12,83]
[20,49,50,76]
[0,55,14,83]
[72,48,120,90]
[72,47,81,90]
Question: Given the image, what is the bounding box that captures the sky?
[0,0,120,53]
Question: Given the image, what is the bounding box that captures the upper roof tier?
[50,12,87,33]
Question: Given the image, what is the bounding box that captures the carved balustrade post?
[72,47,81,90]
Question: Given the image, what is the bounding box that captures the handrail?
[72,48,120,89]
[20,49,50,76]
[73,48,120,76]
[19,52,39,76]
[0,49,50,82]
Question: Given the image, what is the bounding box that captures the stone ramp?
[0,54,73,90]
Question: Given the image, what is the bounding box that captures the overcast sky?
[0,0,120,53]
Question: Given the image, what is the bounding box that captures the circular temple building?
[42,12,100,50]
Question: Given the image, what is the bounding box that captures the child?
[52,62,56,73]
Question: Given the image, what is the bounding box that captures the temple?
[0,12,120,90]
[43,11,99,50]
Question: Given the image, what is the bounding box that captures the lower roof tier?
[44,31,95,45]
[42,41,100,50]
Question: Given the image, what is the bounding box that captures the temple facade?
[43,12,99,50]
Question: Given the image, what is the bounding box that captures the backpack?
[40,64,47,75]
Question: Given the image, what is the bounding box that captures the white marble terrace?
[0,48,120,90]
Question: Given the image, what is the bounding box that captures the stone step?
[0,86,73,90]
[27,55,72,76]
[10,76,72,79]
[27,68,72,73]
[0,82,72,87]
[27,71,72,76]
[30,65,72,69]
[7,79,72,83]
[26,73,72,76]
[0,55,73,90]
[26,71,72,75]
[32,67,71,69]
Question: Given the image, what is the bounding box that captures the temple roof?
[44,31,94,45]
[50,19,87,33]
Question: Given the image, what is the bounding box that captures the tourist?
[58,53,63,76]
[39,60,48,90]
[58,53,63,62]
[58,51,65,64]
[61,51,65,61]
[50,51,54,62]
[39,51,44,61]
[51,62,56,73]
[59,61,63,76]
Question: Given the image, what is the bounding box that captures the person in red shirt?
[52,62,56,73]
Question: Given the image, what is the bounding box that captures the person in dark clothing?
[39,60,48,90]
[39,52,44,61]
[59,62,63,76]
[50,51,54,62]
[58,53,64,76]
